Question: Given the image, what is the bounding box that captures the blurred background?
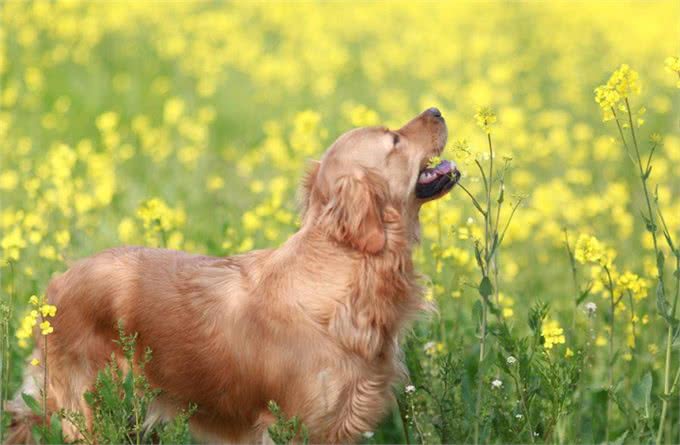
[1,1,679,443]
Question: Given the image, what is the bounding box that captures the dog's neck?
[278,215,426,361]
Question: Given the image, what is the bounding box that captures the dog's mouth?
[415,159,461,199]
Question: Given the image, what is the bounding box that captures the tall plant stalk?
[604,89,678,444]
[463,110,522,445]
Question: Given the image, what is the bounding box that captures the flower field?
[1,1,679,443]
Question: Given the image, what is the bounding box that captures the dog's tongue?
[418,159,454,184]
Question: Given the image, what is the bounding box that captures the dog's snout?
[426,107,443,119]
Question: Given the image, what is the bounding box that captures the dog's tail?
[3,349,43,445]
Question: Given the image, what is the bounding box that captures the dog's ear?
[322,169,387,254]
[298,160,321,222]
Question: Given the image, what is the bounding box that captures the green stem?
[510,368,535,443]
[604,265,617,444]
[397,396,411,445]
[627,291,637,354]
[564,230,580,330]
[618,98,671,445]
[458,182,486,217]
[474,133,495,445]
[435,201,445,342]
[473,297,487,445]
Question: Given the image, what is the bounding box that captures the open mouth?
[415,159,461,199]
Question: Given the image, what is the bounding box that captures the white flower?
[515,413,523,420]
[423,341,436,352]
[491,378,503,389]
[362,431,374,439]
[405,385,416,394]
[506,356,517,365]
[584,302,597,316]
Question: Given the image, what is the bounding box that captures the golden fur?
[8,109,450,443]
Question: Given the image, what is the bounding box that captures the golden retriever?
[8,107,460,443]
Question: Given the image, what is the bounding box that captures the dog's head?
[301,108,460,254]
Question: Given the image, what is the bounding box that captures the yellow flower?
[96,111,119,133]
[616,271,648,300]
[474,106,497,133]
[0,170,19,190]
[565,347,575,358]
[237,237,254,253]
[541,319,565,349]
[118,217,136,243]
[31,358,40,366]
[39,320,54,336]
[665,56,680,88]
[40,304,57,318]
[498,292,515,318]
[136,198,185,237]
[206,175,225,191]
[424,341,445,356]
[29,295,40,306]
[594,64,641,120]
[574,234,605,265]
[16,309,40,347]
[55,229,70,248]
[163,97,185,124]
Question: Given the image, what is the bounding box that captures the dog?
[7,107,460,443]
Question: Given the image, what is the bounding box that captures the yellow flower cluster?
[541,319,566,350]
[574,234,606,265]
[133,198,186,248]
[616,271,649,301]
[594,64,641,121]
[15,295,57,348]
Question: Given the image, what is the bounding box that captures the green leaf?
[488,234,499,260]
[474,242,484,269]
[576,283,593,305]
[479,276,493,299]
[631,371,652,416]
[657,251,665,272]
[472,300,483,326]
[672,336,680,350]
[657,284,670,319]
[612,430,629,445]
[22,392,42,416]
[488,299,501,317]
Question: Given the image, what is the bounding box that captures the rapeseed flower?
[616,271,648,300]
[39,320,53,336]
[594,64,641,121]
[474,106,497,133]
[541,319,566,349]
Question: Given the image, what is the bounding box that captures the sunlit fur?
[8,109,450,444]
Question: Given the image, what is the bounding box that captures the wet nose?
[426,107,442,119]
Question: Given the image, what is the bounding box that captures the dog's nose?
[426,107,442,118]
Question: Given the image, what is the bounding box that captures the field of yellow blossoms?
[1,1,679,444]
